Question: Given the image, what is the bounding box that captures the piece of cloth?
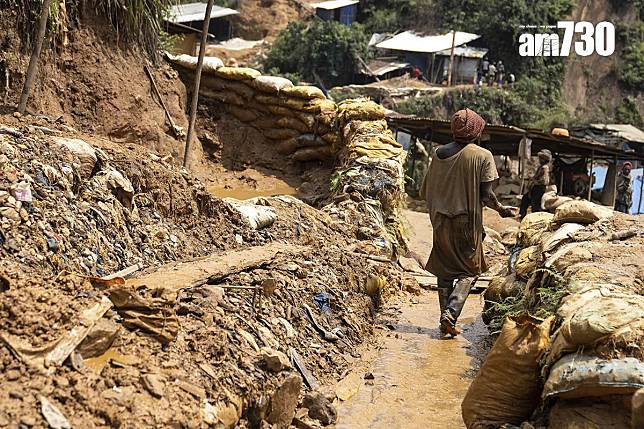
[519,185,546,218]
[615,172,632,209]
[420,143,499,279]
[450,108,486,142]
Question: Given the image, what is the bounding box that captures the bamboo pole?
[587,150,594,201]
[447,30,456,86]
[183,0,215,168]
[18,0,53,114]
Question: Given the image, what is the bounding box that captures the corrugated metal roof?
[588,124,644,143]
[375,31,481,54]
[311,0,359,10]
[362,60,410,76]
[168,2,239,23]
[435,46,488,58]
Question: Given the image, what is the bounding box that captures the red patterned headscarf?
[451,108,486,142]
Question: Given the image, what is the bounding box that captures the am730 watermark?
[519,21,615,57]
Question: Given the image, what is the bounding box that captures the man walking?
[519,149,552,219]
[420,108,513,337]
[615,162,633,213]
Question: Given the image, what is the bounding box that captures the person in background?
[508,73,516,89]
[420,108,514,338]
[496,60,505,87]
[411,65,422,79]
[615,162,633,213]
[481,58,489,84]
[519,149,552,218]
[487,62,496,86]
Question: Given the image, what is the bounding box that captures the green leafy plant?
[263,20,371,87]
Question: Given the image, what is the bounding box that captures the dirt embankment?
[232,0,309,40]
[0,12,202,167]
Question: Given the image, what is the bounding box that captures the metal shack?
[311,0,359,25]
[375,31,486,83]
[165,2,239,54]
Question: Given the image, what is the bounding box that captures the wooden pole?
[18,0,52,114]
[447,30,456,86]
[183,0,215,168]
[587,150,594,201]
[611,155,618,207]
[638,168,643,214]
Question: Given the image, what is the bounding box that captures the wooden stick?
[144,65,181,138]
[18,0,52,113]
[183,0,215,168]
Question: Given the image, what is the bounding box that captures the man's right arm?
[481,181,513,217]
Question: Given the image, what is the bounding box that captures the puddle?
[208,183,298,200]
[84,348,141,373]
[335,291,489,429]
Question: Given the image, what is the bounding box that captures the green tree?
[263,21,370,87]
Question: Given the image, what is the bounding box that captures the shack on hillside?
[165,2,239,54]
[571,124,644,158]
[375,31,486,83]
[311,0,359,25]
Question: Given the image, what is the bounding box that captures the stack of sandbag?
[166,54,339,162]
[477,195,644,427]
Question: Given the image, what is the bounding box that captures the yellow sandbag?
[553,200,613,224]
[255,94,282,106]
[229,106,259,123]
[343,120,389,141]
[518,212,553,247]
[284,97,336,113]
[515,245,541,280]
[292,146,333,162]
[294,112,316,129]
[252,76,294,94]
[321,132,340,147]
[263,128,300,141]
[281,85,326,100]
[462,315,553,429]
[347,133,404,159]
[167,53,223,72]
[214,67,261,81]
[338,98,385,122]
[276,135,327,155]
[252,117,278,130]
[276,117,310,133]
[201,76,255,99]
[266,105,295,117]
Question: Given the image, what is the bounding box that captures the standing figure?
[487,62,497,86]
[420,108,513,338]
[519,149,552,219]
[615,162,633,214]
[508,73,516,89]
[496,60,505,87]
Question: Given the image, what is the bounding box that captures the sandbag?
[167,54,224,72]
[292,146,332,162]
[267,104,295,117]
[540,223,584,253]
[276,117,310,133]
[281,85,326,100]
[462,315,553,428]
[201,76,255,99]
[518,212,553,247]
[543,354,644,399]
[284,97,335,113]
[224,199,277,229]
[294,112,316,129]
[515,245,541,279]
[347,134,403,160]
[252,76,294,93]
[263,128,300,141]
[200,89,246,106]
[229,106,259,123]
[338,98,385,122]
[255,94,282,106]
[553,200,613,224]
[215,66,261,81]
[276,135,326,155]
[321,132,340,147]
[252,117,278,130]
[547,396,633,429]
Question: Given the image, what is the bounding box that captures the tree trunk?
[18,0,53,114]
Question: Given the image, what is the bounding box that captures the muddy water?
[335,209,490,428]
[208,183,297,200]
[335,292,488,428]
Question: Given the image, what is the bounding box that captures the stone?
[260,347,291,372]
[141,374,165,398]
[6,369,20,381]
[202,397,242,429]
[76,318,121,359]
[0,206,20,222]
[302,391,337,425]
[266,374,302,427]
[53,137,97,179]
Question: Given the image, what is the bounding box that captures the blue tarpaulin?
[591,166,643,214]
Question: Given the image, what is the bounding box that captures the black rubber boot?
[446,276,477,321]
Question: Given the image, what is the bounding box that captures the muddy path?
[335,210,490,428]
